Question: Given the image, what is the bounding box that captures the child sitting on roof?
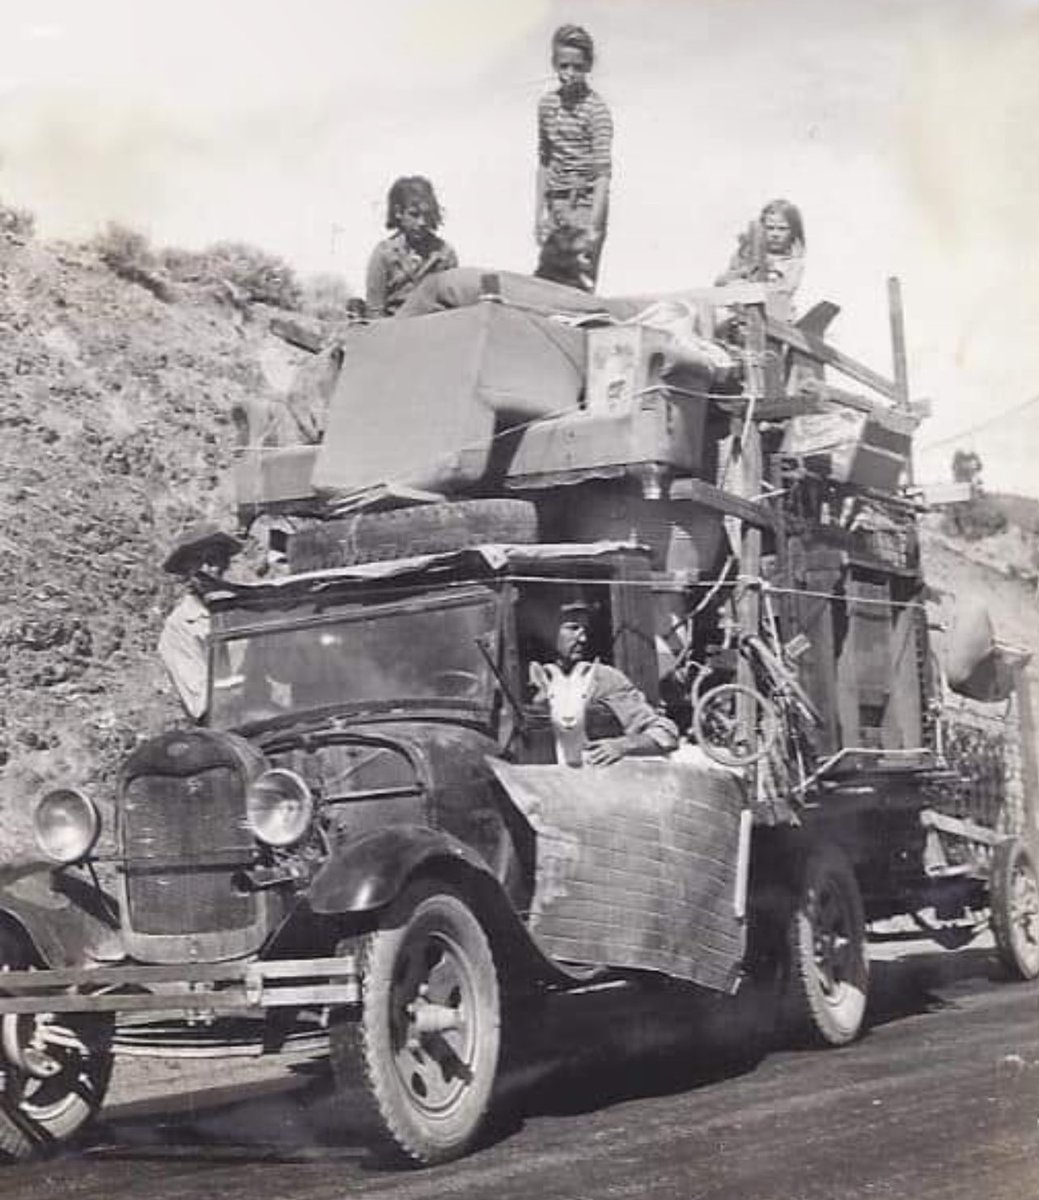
[365,176,459,318]
[716,198,806,321]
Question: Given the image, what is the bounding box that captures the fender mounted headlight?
[34,788,101,864]
[246,769,314,847]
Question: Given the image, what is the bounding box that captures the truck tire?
[784,844,869,1047]
[289,499,539,572]
[330,880,502,1166]
[991,838,1039,980]
[0,925,114,1162]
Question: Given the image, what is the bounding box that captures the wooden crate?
[781,405,911,492]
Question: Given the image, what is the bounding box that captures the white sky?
[2,0,1038,493]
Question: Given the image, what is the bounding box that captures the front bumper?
[0,955,359,1016]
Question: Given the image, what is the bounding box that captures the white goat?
[530,660,597,767]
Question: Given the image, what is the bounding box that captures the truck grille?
[122,765,257,937]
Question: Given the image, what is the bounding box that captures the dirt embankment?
[0,229,320,865]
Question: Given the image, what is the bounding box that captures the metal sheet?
[490,758,747,993]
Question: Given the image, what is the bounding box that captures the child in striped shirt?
[535,25,613,289]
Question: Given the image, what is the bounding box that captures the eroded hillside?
[0,227,320,863]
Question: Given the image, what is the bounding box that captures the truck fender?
[307,825,499,916]
[0,871,121,969]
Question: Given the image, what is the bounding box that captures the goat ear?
[573,660,595,681]
[529,661,548,692]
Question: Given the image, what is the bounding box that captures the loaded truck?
[1,267,1036,1166]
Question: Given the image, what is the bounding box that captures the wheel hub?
[2,1013,65,1079]
[406,986,466,1049]
[391,934,479,1112]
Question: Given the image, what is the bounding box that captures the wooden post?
[1014,667,1039,855]
[887,276,913,487]
[737,305,766,788]
[887,277,910,409]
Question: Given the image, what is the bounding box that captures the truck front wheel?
[0,926,114,1162]
[330,880,502,1166]
[784,845,869,1047]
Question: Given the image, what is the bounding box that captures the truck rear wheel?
[0,927,114,1162]
[330,880,502,1166]
[289,498,539,572]
[991,838,1039,980]
[784,845,868,1047]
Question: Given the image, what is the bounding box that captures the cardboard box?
[780,405,912,493]
[585,325,673,414]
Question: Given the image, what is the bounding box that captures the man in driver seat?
[546,596,679,765]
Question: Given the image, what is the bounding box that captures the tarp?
[489,757,747,992]
[312,303,586,498]
[397,267,622,320]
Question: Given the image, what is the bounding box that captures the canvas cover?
[489,758,747,993]
[312,304,585,498]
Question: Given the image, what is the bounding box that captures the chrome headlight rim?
[245,768,314,848]
[33,787,101,865]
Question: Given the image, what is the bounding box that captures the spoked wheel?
[331,880,502,1166]
[0,929,114,1161]
[692,682,780,768]
[991,838,1039,980]
[785,845,869,1047]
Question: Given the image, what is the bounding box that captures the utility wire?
[917,394,1039,453]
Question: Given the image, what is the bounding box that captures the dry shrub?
[92,221,156,274]
[300,271,354,320]
[942,494,1009,541]
[163,240,302,310]
[0,200,35,239]
[91,222,175,301]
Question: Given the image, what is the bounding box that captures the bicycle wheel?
[692,682,781,768]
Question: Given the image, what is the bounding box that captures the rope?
[500,572,929,611]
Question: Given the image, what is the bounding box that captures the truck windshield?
[208,593,498,728]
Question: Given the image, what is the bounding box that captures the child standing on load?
[535,24,613,290]
[366,176,459,317]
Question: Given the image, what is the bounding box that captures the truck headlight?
[246,769,314,847]
[34,788,101,864]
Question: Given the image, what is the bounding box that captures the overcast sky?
[2,0,1037,493]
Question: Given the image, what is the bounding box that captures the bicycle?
[690,583,821,773]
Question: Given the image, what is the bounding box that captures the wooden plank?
[887,276,910,409]
[669,477,775,529]
[920,808,1009,848]
[765,316,899,401]
[794,378,920,435]
[737,309,766,796]
[1014,669,1039,853]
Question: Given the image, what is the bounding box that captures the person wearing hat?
[550,594,679,766]
[158,523,243,720]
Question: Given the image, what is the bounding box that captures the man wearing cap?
[552,596,679,766]
[157,523,243,720]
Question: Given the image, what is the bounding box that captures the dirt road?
[3,947,1038,1199]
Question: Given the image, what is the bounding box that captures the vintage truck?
[1,270,1037,1166]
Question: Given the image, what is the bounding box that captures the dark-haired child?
[365,176,459,317]
[535,24,613,289]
